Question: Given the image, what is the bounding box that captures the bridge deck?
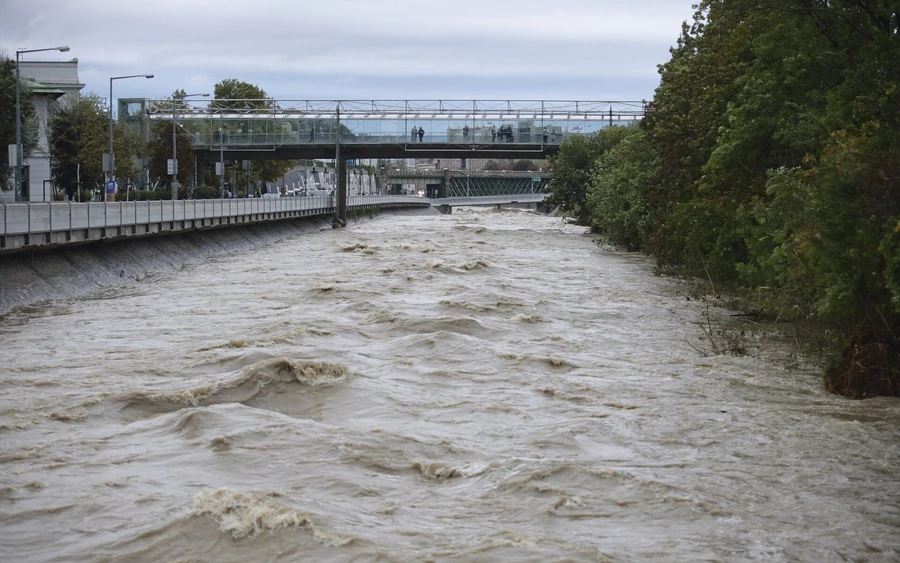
[131,99,645,161]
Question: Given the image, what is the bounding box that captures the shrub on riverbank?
[115,189,172,201]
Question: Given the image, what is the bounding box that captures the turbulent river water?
[1,208,898,562]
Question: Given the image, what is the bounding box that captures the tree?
[587,127,660,251]
[0,52,37,191]
[545,127,631,225]
[629,0,900,396]
[147,120,196,193]
[211,78,296,187]
[49,93,136,198]
[511,159,539,171]
[210,79,271,112]
[145,90,199,194]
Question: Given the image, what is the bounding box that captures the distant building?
[8,59,84,202]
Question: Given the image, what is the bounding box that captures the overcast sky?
[1,0,696,106]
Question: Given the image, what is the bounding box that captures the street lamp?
[171,92,208,199]
[14,45,69,202]
[107,73,153,200]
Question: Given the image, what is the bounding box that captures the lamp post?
[171,92,208,199]
[107,74,153,201]
[14,45,69,202]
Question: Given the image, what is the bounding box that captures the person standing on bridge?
[411,126,417,142]
[463,125,469,140]
[491,125,496,142]
[542,125,549,143]
[418,127,424,142]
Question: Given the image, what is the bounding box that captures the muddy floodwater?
[1,208,898,562]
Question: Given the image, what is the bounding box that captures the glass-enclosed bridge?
[121,99,645,221]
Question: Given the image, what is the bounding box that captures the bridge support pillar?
[335,158,347,226]
[334,107,347,227]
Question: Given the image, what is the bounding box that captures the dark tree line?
[546,0,900,398]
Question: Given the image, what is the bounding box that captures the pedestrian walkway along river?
[1,208,897,562]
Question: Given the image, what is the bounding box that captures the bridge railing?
[0,193,550,252]
[144,99,645,149]
[175,127,601,148]
[0,196,427,239]
[388,169,550,178]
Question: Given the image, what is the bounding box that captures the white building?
[6,59,84,202]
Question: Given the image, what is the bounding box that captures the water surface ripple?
[1,208,898,562]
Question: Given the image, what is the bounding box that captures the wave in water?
[107,358,351,422]
[190,488,354,546]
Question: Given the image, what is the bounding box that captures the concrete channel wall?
[0,196,430,254]
[0,205,438,316]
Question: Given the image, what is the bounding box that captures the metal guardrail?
[0,193,545,252]
[0,196,428,247]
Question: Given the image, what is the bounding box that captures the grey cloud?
[1,0,695,102]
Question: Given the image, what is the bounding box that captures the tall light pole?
[171,92,208,199]
[107,74,153,201]
[14,45,69,202]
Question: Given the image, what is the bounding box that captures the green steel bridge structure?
[385,169,550,198]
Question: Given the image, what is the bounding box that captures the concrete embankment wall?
[0,207,437,316]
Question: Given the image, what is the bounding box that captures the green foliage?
[882,220,900,314]
[736,168,824,319]
[208,78,296,189]
[210,79,271,111]
[586,127,659,251]
[548,0,900,395]
[511,159,538,171]
[115,188,172,201]
[49,93,137,198]
[193,185,221,199]
[0,53,37,190]
[546,127,630,225]
[147,120,196,191]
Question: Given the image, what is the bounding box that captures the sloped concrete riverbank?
[0,207,437,316]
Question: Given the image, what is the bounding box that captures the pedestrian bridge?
[133,99,645,161]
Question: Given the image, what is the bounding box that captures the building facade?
[8,59,84,202]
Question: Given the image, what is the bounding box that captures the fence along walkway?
[0,196,430,253]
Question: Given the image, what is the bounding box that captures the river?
[1,208,898,562]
